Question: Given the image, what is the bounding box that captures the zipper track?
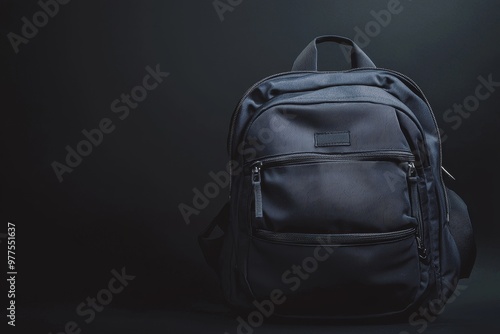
[409,162,427,259]
[253,227,416,245]
[228,67,449,221]
[250,154,415,224]
[249,151,414,170]
[375,67,449,222]
[228,69,360,156]
[228,68,432,157]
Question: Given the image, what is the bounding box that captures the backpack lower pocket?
[246,227,422,317]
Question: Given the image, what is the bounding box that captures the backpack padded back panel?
[200,35,476,320]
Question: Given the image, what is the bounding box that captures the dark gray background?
[2,0,499,333]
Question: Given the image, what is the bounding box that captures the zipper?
[408,162,427,260]
[227,67,450,222]
[375,67,450,223]
[251,162,263,218]
[250,151,414,169]
[253,227,416,245]
[228,69,365,161]
[250,151,414,219]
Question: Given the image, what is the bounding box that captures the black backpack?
[200,35,476,320]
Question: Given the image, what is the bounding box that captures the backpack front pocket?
[248,151,423,236]
[243,150,427,316]
[247,227,422,317]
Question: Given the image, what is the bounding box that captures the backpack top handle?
[292,35,376,71]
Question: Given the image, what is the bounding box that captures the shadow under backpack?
[199,35,476,320]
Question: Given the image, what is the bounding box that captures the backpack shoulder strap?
[198,202,230,271]
[446,188,476,278]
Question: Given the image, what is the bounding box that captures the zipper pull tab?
[416,236,427,260]
[408,162,417,180]
[252,162,263,218]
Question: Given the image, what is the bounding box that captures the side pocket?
[446,187,476,278]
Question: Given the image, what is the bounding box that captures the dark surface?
[12,241,500,333]
[1,0,499,333]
